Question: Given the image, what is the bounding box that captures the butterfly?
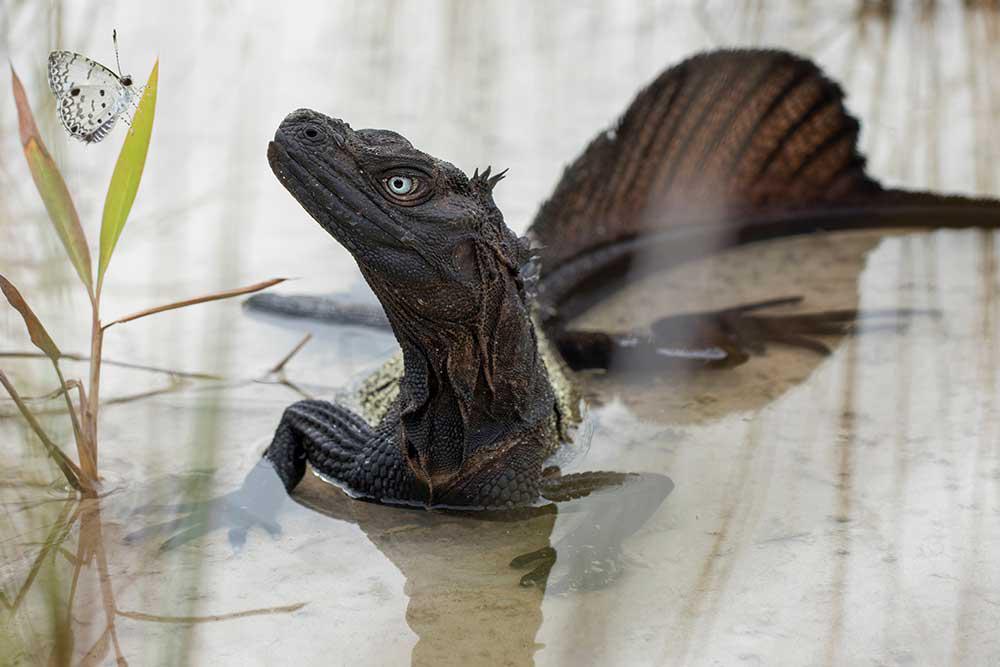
[47,31,142,143]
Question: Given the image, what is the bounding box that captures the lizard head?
[268,109,551,491]
[268,108,526,323]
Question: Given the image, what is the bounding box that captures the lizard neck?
[362,264,554,484]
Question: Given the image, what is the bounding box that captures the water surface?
[2,2,999,665]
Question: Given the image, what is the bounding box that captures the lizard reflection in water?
[147,50,1000,587]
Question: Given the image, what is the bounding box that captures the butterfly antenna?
[112,29,123,77]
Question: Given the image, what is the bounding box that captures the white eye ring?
[387,175,414,195]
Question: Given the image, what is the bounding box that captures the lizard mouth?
[267,119,413,253]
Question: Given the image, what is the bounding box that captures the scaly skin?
[259,49,1000,510]
[265,115,576,508]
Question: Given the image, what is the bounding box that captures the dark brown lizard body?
[250,49,1000,511]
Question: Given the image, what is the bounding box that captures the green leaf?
[0,273,61,360]
[10,66,93,293]
[98,60,159,287]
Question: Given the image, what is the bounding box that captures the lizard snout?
[276,109,348,150]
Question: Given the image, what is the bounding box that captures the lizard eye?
[386,175,413,195]
[379,170,431,206]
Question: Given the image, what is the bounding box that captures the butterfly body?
[47,51,140,143]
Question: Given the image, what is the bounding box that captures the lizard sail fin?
[529,49,881,270]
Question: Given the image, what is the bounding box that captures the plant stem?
[68,378,88,420]
[84,292,103,482]
[52,362,87,465]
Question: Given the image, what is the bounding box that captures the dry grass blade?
[0,273,61,360]
[0,350,223,380]
[79,627,111,667]
[117,601,306,623]
[103,278,288,329]
[0,371,85,492]
[269,333,313,373]
[10,66,94,293]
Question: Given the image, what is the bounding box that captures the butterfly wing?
[48,51,133,143]
[48,51,122,95]
[52,83,124,143]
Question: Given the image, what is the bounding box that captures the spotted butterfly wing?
[47,51,139,143]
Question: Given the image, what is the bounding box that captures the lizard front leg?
[267,399,428,506]
[129,399,426,549]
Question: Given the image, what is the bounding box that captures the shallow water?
[1,1,999,665]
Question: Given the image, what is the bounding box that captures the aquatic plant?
[1,62,284,496]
